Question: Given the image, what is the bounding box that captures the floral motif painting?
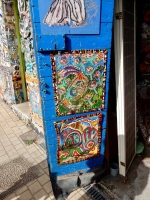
[51,50,107,116]
[55,113,102,165]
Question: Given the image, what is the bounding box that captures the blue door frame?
[29,0,114,198]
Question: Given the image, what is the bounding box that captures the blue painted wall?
[29,0,115,178]
[38,0,101,35]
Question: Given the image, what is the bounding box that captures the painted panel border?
[55,113,102,165]
[51,49,107,116]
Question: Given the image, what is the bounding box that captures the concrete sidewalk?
[0,100,90,200]
[2,99,150,200]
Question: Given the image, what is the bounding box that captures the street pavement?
[0,100,90,200]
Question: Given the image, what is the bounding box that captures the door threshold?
[11,102,31,125]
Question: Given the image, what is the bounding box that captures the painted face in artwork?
[44,0,86,26]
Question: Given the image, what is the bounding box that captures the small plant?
[25,140,34,146]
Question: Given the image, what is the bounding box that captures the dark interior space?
[136,0,150,149]
[105,37,118,170]
[105,0,150,173]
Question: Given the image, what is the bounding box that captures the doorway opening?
[109,0,150,177]
[136,1,150,153]
[11,0,45,139]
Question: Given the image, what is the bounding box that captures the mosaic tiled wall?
[0,66,15,103]
[0,0,23,104]
[17,0,44,135]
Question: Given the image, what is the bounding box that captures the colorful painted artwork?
[39,0,101,34]
[0,66,16,104]
[28,84,42,117]
[44,0,86,26]
[55,113,102,165]
[17,0,44,135]
[51,50,107,116]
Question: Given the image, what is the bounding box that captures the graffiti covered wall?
[17,0,44,135]
[0,0,23,104]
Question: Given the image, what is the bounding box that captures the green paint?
[60,147,89,163]
[13,0,27,101]
[52,51,107,116]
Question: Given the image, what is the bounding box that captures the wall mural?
[0,22,10,68]
[27,84,44,135]
[55,113,102,165]
[17,0,44,135]
[44,0,86,26]
[0,66,15,103]
[0,0,22,104]
[39,0,101,34]
[51,50,107,116]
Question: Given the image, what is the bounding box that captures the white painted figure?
[18,0,26,14]
[44,0,86,26]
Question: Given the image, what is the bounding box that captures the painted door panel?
[29,0,114,178]
[38,0,101,35]
[123,0,136,174]
[114,0,136,176]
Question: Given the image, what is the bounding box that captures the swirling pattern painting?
[55,113,102,165]
[51,50,107,116]
[44,0,86,26]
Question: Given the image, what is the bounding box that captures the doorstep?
[11,102,31,125]
[11,101,46,154]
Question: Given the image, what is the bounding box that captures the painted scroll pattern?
[51,50,107,116]
[55,113,102,165]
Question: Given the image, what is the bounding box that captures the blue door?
[29,0,114,198]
